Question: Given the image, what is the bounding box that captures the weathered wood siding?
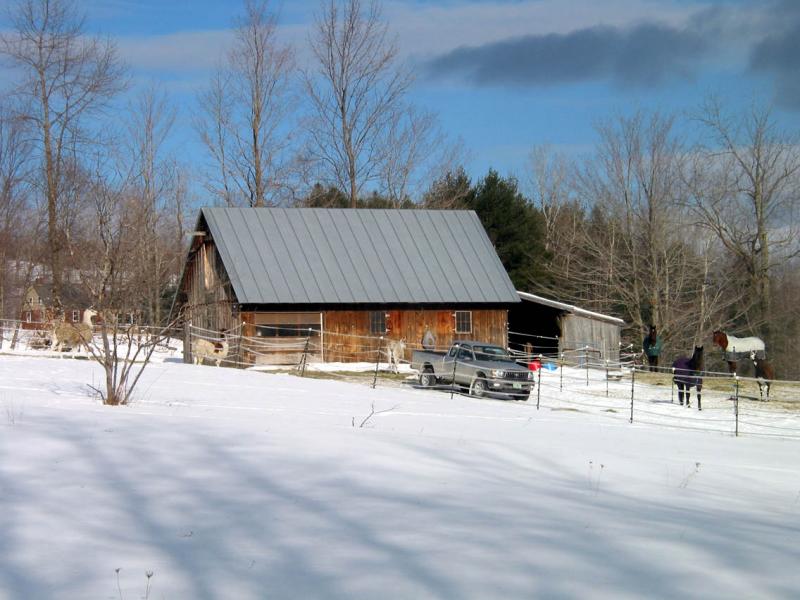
[236,308,508,365]
[322,308,508,363]
[559,314,621,364]
[182,238,239,333]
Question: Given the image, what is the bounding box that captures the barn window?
[72,310,80,322]
[256,324,320,337]
[254,313,322,338]
[455,311,472,334]
[25,311,32,323]
[369,311,387,335]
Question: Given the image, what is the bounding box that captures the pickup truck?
[411,340,534,400]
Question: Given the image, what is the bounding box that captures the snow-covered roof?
[517,291,625,326]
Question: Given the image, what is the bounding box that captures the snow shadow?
[0,409,798,599]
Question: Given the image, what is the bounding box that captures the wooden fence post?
[734,374,740,437]
[585,346,590,386]
[372,337,383,389]
[300,333,311,377]
[450,343,460,400]
[184,321,192,364]
[671,367,675,403]
[536,356,542,410]
[630,365,635,423]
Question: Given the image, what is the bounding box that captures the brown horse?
[750,350,774,401]
[712,330,765,374]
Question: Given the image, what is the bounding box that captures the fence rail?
[3,318,799,441]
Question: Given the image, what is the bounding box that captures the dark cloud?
[749,2,800,108]
[426,22,710,89]
[425,1,800,110]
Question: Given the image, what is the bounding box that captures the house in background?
[177,207,521,365]
[508,291,624,364]
[20,283,92,328]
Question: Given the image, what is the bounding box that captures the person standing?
[643,325,662,372]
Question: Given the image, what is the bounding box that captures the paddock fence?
[0,318,183,360]
[4,318,800,441]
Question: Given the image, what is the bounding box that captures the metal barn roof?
[199,207,520,305]
[517,291,625,325]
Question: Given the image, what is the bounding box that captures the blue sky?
[4,0,800,189]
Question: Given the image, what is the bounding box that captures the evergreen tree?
[301,183,350,207]
[466,170,549,290]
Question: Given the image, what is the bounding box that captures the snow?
[1,355,799,599]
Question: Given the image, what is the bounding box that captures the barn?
[177,207,521,365]
[508,291,624,365]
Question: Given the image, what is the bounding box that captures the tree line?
[0,0,798,378]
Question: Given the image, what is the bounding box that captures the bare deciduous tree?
[528,145,574,255]
[566,113,710,348]
[525,146,586,300]
[421,166,471,209]
[303,0,411,207]
[64,161,177,405]
[125,86,179,325]
[379,106,436,207]
[379,106,461,207]
[197,0,293,207]
[688,99,800,344]
[1,0,127,315]
[0,102,34,320]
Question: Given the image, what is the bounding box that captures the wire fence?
[0,318,182,359]
[4,317,800,441]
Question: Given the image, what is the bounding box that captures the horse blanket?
[716,333,766,361]
[672,356,702,388]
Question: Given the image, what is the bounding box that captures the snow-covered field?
[1,355,799,599]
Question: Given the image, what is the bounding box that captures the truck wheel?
[472,377,487,398]
[419,368,436,387]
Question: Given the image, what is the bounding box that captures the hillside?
[0,356,798,599]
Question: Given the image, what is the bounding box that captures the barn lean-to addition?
[177,207,521,365]
[508,291,624,365]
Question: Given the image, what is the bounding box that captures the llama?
[192,331,229,366]
[51,309,97,352]
[750,350,774,401]
[385,338,406,374]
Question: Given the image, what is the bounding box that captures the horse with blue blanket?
[672,345,704,410]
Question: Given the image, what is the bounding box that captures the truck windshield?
[473,346,509,361]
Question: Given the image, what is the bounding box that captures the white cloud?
[116,29,233,73]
